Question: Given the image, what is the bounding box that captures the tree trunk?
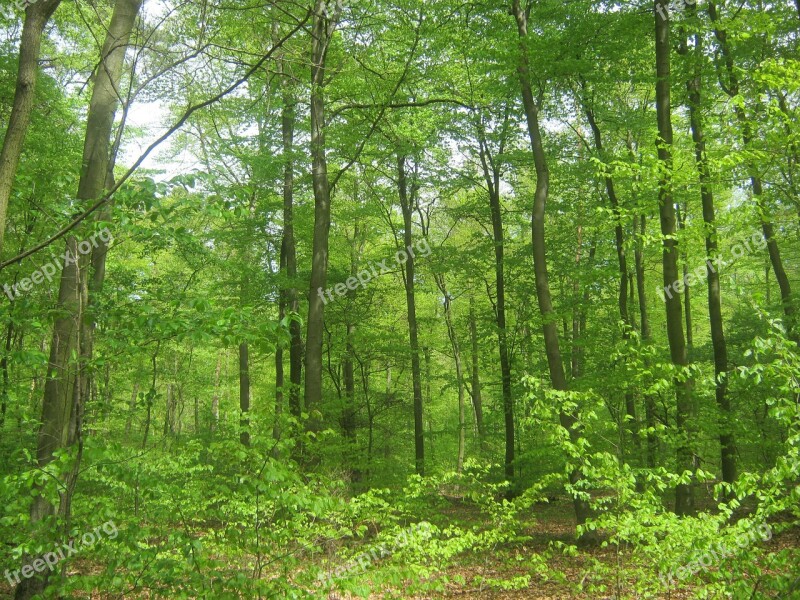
[304,0,340,436]
[511,0,592,532]
[277,46,303,423]
[17,2,143,597]
[680,15,736,486]
[477,131,515,484]
[341,225,363,481]
[0,0,62,253]
[582,100,639,451]
[239,342,250,446]
[125,381,139,435]
[435,273,465,473]
[163,382,174,437]
[468,296,485,446]
[397,152,425,476]
[0,316,13,431]
[676,204,693,352]
[709,1,796,345]
[653,0,695,516]
[211,351,221,433]
[633,214,658,469]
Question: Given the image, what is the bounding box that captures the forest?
[0,0,799,598]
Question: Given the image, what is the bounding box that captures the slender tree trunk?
[141,348,157,450]
[239,342,250,446]
[304,0,340,436]
[512,1,592,532]
[275,288,285,445]
[633,214,658,468]
[468,296,485,446]
[582,97,640,452]
[277,48,303,423]
[653,0,695,516]
[397,152,425,476]
[676,204,693,352]
[477,131,515,484]
[0,317,13,431]
[709,2,796,345]
[680,17,737,486]
[211,352,222,433]
[126,381,139,435]
[341,225,362,481]
[0,0,61,253]
[435,273,465,473]
[163,382,174,437]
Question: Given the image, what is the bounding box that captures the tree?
[0,0,61,254]
[653,0,695,516]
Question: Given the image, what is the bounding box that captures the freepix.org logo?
[4,520,118,586]
[13,0,40,11]
[3,227,113,302]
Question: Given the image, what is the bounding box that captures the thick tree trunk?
[304,1,339,437]
[397,153,425,476]
[511,1,592,532]
[17,2,142,596]
[678,19,737,486]
[0,0,62,253]
[653,0,695,516]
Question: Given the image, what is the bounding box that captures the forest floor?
[345,498,800,600]
[2,498,798,599]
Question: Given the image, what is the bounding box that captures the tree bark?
[435,273,466,473]
[633,213,658,469]
[468,296,485,446]
[577,95,632,444]
[679,14,736,485]
[676,203,693,352]
[304,0,339,436]
[397,152,425,476]
[18,2,142,596]
[709,1,796,345]
[511,0,592,531]
[239,342,250,446]
[342,225,362,481]
[476,125,514,484]
[0,0,62,253]
[653,0,695,516]
[211,352,221,433]
[278,48,303,423]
